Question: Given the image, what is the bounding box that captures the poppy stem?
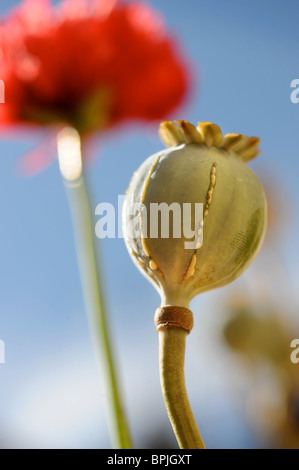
[158,326,205,449]
[57,128,132,449]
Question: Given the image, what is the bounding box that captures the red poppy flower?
[0,0,191,172]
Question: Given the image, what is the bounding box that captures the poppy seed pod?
[123,120,267,308]
[123,120,267,449]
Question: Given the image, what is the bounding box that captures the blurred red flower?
[0,0,190,171]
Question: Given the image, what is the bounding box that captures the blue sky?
[0,0,298,449]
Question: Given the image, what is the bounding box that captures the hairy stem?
[158,327,205,449]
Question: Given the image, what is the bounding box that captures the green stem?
[64,173,132,449]
[158,327,205,449]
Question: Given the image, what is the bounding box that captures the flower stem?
[158,326,205,449]
[58,128,132,449]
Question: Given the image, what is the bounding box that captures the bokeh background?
[0,0,298,449]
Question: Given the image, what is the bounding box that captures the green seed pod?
[123,120,267,308]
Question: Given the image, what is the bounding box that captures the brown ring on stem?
[154,306,194,333]
[155,306,205,449]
